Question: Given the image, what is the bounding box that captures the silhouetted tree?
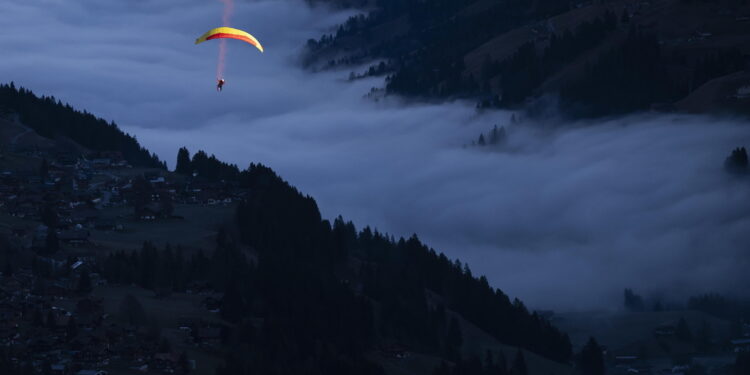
[624,288,645,312]
[736,351,750,375]
[578,337,605,375]
[446,316,463,360]
[175,147,192,175]
[676,317,693,341]
[119,294,148,326]
[178,351,191,374]
[510,349,528,375]
[725,147,748,174]
[696,319,712,352]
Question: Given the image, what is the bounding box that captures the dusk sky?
[3,0,750,310]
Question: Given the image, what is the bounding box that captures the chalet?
[152,352,180,371]
[50,364,67,375]
[91,158,111,169]
[58,230,90,245]
[93,219,117,231]
[381,345,410,359]
[55,153,78,168]
[203,296,221,311]
[137,202,170,220]
[654,324,676,337]
[194,327,222,345]
[70,207,99,225]
[613,355,639,365]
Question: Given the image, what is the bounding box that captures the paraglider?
[196,27,264,92]
[195,27,264,53]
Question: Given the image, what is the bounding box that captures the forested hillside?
[0,82,165,168]
[306,0,750,117]
[100,161,573,375]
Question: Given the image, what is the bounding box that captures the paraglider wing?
[195,27,264,53]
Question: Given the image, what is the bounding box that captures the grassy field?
[92,284,223,327]
[91,203,236,253]
[90,285,224,375]
[456,310,575,375]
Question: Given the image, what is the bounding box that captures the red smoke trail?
[217,0,234,80]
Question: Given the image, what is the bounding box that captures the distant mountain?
[305,0,750,117]
[0,82,165,168]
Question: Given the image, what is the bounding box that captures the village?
[0,139,244,375]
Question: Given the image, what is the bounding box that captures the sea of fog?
[2,0,750,310]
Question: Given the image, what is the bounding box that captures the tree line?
[0,83,164,168]
[94,158,575,374]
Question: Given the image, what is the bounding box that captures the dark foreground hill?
[0,85,573,375]
[306,0,750,117]
[100,162,575,375]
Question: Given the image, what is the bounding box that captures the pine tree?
[725,147,748,174]
[510,349,527,375]
[624,288,645,311]
[175,147,192,175]
[178,351,191,374]
[621,9,630,23]
[489,125,500,145]
[736,351,750,375]
[495,350,508,375]
[578,337,604,375]
[446,316,463,360]
[676,317,693,341]
[478,134,486,146]
[119,294,148,326]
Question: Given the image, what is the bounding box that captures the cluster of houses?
[0,268,206,374]
[0,146,254,373]
[606,318,750,375]
[0,149,246,248]
[0,258,234,374]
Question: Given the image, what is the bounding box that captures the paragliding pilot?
[217,79,226,92]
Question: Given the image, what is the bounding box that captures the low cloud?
[2,0,750,311]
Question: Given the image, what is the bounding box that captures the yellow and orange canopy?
[195,27,264,53]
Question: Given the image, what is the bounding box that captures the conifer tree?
[511,349,527,375]
[578,337,605,375]
[175,147,192,175]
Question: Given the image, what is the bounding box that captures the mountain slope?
[0,82,165,168]
[307,0,750,117]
